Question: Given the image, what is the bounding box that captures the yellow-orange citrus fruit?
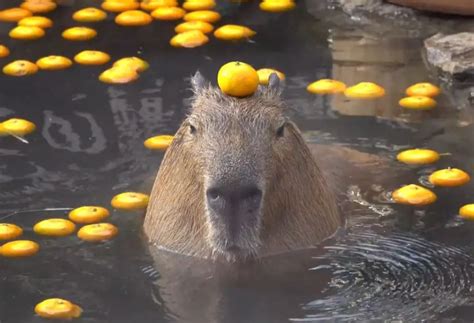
[35,298,83,320]
[259,0,296,12]
[18,16,53,28]
[115,10,152,26]
[307,79,346,94]
[68,206,110,224]
[36,55,73,70]
[175,21,214,34]
[113,57,149,73]
[73,7,108,22]
[0,45,10,58]
[9,26,45,40]
[77,223,118,242]
[399,96,436,110]
[144,135,174,150]
[344,82,385,99]
[1,118,36,136]
[151,6,186,20]
[217,61,259,97]
[169,30,209,48]
[111,192,150,210]
[99,66,139,84]
[182,0,216,11]
[62,26,97,41]
[396,149,440,165]
[459,204,474,221]
[183,10,221,23]
[256,68,285,85]
[0,240,39,257]
[214,24,256,41]
[20,0,57,14]
[101,0,140,13]
[428,168,470,187]
[74,50,111,65]
[0,224,23,240]
[406,82,440,97]
[392,184,437,206]
[33,218,76,237]
[0,8,32,22]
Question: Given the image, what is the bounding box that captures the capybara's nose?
[206,185,262,217]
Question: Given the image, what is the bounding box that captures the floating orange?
[144,135,174,150]
[259,0,296,12]
[344,82,385,99]
[0,8,32,22]
[62,27,97,41]
[151,6,186,20]
[3,60,38,77]
[140,0,178,11]
[111,192,150,210]
[99,66,139,84]
[399,96,436,110]
[307,79,346,94]
[0,224,23,240]
[0,45,10,58]
[392,184,437,206]
[113,57,149,72]
[183,10,221,23]
[182,0,216,11]
[74,50,111,65]
[36,56,73,70]
[35,298,83,320]
[218,61,259,97]
[101,0,140,13]
[73,7,108,22]
[0,240,39,257]
[214,24,256,41]
[77,223,118,242]
[33,218,76,237]
[115,10,152,26]
[68,206,110,224]
[18,16,53,28]
[9,26,45,40]
[170,30,209,48]
[175,21,214,34]
[257,68,285,85]
[406,82,440,97]
[1,118,36,136]
[459,204,474,221]
[20,0,57,14]
[396,148,440,165]
[428,168,470,187]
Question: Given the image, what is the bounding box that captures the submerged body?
[144,73,382,262]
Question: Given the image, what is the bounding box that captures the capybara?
[144,73,383,262]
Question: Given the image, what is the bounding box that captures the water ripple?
[294,232,474,322]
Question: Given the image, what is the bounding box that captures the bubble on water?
[295,232,474,321]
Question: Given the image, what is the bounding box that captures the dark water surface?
[1,1,474,322]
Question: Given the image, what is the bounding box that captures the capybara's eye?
[189,124,196,134]
[276,123,285,138]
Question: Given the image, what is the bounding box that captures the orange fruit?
[182,0,216,11]
[73,7,108,22]
[0,240,39,257]
[101,0,140,13]
[259,0,296,12]
[62,27,97,41]
[113,57,149,72]
[35,298,82,320]
[344,82,385,99]
[115,10,152,26]
[175,21,214,34]
[0,45,10,58]
[141,0,178,11]
[68,206,110,224]
[3,60,38,76]
[214,24,256,41]
[20,0,57,14]
[74,50,111,65]
[0,224,23,240]
[183,10,221,23]
[459,204,474,221]
[406,82,440,97]
[111,192,150,210]
[170,30,209,48]
[18,16,53,28]
[151,6,186,20]
[36,55,73,70]
[256,68,285,85]
[399,96,436,110]
[33,218,76,237]
[392,184,437,206]
[0,8,32,22]
[307,79,346,94]
[99,66,139,84]
[77,223,118,242]
[9,26,45,40]
[217,61,259,97]
[396,149,440,165]
[144,135,174,150]
[1,118,36,135]
[428,168,470,187]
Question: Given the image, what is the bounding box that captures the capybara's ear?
[258,72,284,98]
[190,71,208,94]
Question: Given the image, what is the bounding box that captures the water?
[1,0,474,322]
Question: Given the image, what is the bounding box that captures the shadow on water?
[1,0,474,322]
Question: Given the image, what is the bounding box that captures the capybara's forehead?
[189,85,286,122]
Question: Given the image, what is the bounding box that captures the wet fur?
[144,74,341,262]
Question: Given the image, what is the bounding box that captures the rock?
[424,32,474,75]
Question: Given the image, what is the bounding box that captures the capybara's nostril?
[206,185,262,217]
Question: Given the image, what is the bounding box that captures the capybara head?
[144,73,340,262]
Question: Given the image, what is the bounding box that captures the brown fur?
[144,76,341,261]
